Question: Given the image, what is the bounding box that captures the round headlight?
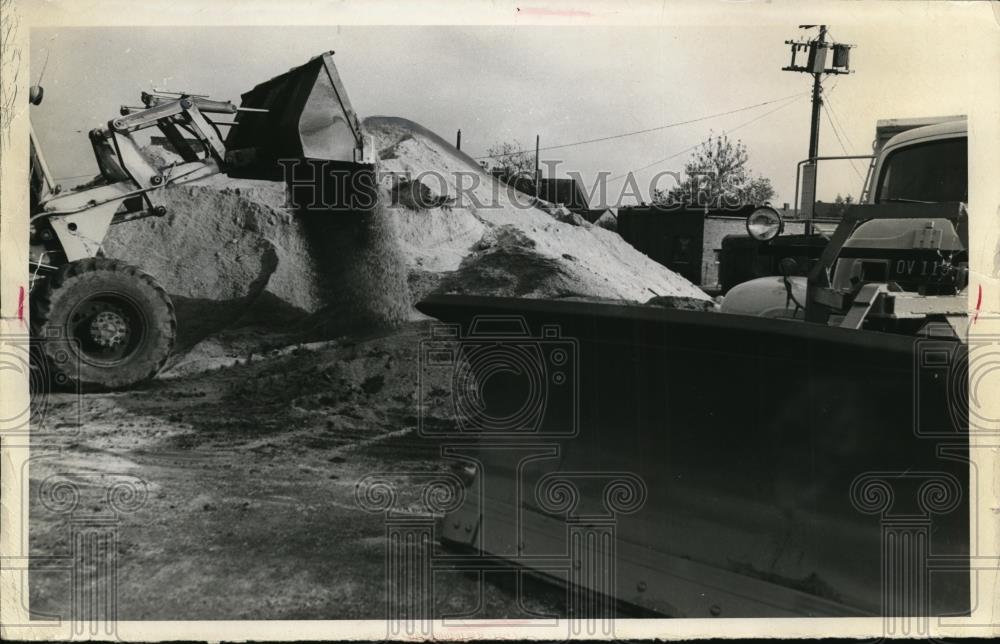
[746,206,784,242]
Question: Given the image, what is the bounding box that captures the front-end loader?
[29,51,371,390]
[416,118,971,618]
[29,87,235,389]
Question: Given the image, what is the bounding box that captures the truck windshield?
[876,137,967,203]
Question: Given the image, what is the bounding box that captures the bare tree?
[483,140,535,182]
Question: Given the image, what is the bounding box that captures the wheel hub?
[89,310,129,348]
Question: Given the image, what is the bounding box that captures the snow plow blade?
[415,294,969,618]
[225,51,372,179]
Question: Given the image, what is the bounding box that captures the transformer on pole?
[783,25,854,234]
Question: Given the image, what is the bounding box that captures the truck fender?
[720,276,807,319]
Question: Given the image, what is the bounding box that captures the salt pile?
[102,116,710,351]
[368,116,711,305]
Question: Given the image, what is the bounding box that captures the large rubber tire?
[32,258,176,390]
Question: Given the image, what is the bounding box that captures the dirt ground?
[28,322,576,620]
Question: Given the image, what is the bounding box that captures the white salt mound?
[102,116,709,353]
[366,116,711,304]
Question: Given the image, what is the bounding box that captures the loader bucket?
[225,51,371,180]
[416,294,969,619]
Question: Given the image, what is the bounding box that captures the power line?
[606,92,807,185]
[607,93,806,183]
[822,101,864,181]
[819,77,865,179]
[824,88,857,150]
[605,142,702,185]
[472,91,809,160]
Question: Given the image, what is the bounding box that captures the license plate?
[888,258,957,282]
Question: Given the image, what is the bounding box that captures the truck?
[717,114,967,297]
[415,116,970,618]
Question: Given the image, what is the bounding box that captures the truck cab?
[721,118,968,335]
[832,119,966,292]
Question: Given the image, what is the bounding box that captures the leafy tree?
[831,193,856,217]
[652,133,775,209]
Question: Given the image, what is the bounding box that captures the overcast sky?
[29,22,982,206]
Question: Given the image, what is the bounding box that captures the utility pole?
[455,129,461,151]
[807,25,827,163]
[534,134,541,198]
[783,25,853,234]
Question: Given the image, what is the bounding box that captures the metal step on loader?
[29,51,372,390]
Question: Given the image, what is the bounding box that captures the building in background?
[617,205,839,294]
[490,169,592,210]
